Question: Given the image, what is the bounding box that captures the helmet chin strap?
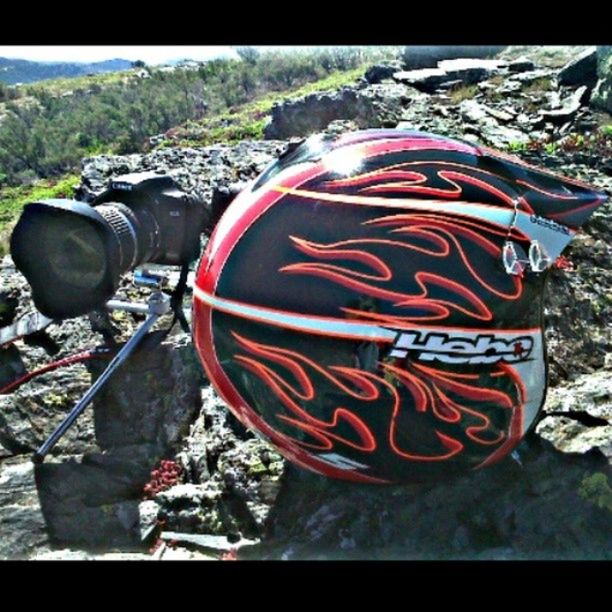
[502,198,552,276]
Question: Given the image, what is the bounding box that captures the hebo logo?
[389,330,533,365]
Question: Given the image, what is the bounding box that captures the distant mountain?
[0,57,134,85]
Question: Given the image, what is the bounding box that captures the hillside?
[0,45,611,560]
[0,57,133,85]
[0,47,401,249]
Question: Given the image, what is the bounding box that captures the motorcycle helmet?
[193,129,608,484]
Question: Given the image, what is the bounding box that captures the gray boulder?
[0,458,49,559]
[364,61,403,84]
[437,58,507,83]
[558,47,598,87]
[263,84,410,139]
[537,370,612,462]
[508,57,536,73]
[539,85,589,124]
[394,59,506,93]
[459,99,530,149]
[393,68,452,93]
[591,46,612,114]
[401,46,506,70]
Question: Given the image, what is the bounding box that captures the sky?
[0,46,319,65]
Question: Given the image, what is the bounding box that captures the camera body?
[93,172,205,266]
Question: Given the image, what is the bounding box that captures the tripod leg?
[33,311,161,463]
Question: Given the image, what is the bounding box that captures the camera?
[10,172,208,319]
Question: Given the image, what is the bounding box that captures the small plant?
[521,77,552,94]
[143,459,183,498]
[578,473,612,512]
[449,84,479,104]
[507,141,528,153]
[559,131,612,156]
[544,141,558,155]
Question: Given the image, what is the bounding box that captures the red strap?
[0,349,113,396]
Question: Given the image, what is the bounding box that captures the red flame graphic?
[231,333,523,468]
[321,161,535,214]
[281,213,526,326]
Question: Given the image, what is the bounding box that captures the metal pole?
[33,292,170,463]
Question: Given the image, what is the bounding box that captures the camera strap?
[170,262,191,334]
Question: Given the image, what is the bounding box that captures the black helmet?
[193,129,607,484]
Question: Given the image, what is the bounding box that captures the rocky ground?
[0,46,610,560]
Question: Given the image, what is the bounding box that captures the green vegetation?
[578,472,612,512]
[0,81,20,102]
[0,47,400,240]
[506,141,529,153]
[0,57,133,86]
[448,84,479,104]
[0,47,398,189]
[504,128,612,159]
[168,67,367,147]
[24,69,137,97]
[0,174,79,255]
[521,77,553,94]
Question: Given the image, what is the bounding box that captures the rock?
[77,140,286,205]
[89,332,204,451]
[394,59,505,94]
[150,384,285,542]
[0,458,49,559]
[507,68,556,84]
[536,416,612,460]
[401,46,506,70]
[495,79,523,95]
[543,370,612,421]
[364,61,403,84]
[139,499,161,541]
[0,362,99,456]
[263,85,410,139]
[395,121,418,130]
[482,105,515,123]
[591,46,612,114]
[459,99,530,148]
[536,370,612,462]
[160,530,257,551]
[539,85,589,124]
[34,445,161,547]
[509,58,535,73]
[393,68,450,93]
[436,79,464,92]
[558,47,598,87]
[437,58,506,83]
[323,119,360,136]
[263,438,612,559]
[154,480,227,535]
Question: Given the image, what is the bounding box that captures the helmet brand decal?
[389,330,533,364]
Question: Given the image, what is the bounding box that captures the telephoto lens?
[10,172,208,319]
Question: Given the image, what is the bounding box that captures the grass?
[165,67,368,147]
[0,174,80,256]
[448,84,479,104]
[521,77,553,94]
